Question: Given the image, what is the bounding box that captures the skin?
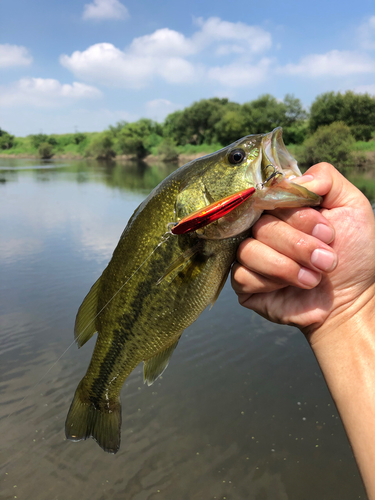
[231,162,375,498]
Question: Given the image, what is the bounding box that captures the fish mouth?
[261,127,301,181]
[251,127,322,209]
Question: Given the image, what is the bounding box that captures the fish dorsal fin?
[74,277,101,348]
[143,336,182,386]
[156,243,202,286]
[210,267,230,309]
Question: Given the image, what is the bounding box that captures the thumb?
[293,162,367,210]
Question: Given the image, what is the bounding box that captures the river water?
[0,158,368,499]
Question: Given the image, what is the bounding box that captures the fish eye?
[228,149,246,165]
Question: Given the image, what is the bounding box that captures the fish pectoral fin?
[210,266,231,309]
[156,243,202,286]
[143,335,182,386]
[74,276,101,348]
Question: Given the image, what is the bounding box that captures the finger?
[236,238,322,289]
[292,163,370,211]
[264,206,335,244]
[251,215,338,273]
[231,262,288,295]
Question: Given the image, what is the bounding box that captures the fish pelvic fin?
[74,277,101,348]
[65,381,122,454]
[143,335,182,386]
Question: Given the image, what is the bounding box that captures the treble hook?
[256,165,283,190]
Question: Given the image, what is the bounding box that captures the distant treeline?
[1,91,375,167]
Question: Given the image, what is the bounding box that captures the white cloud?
[0,44,33,68]
[359,16,375,50]
[60,41,198,88]
[208,58,271,88]
[130,28,194,57]
[60,43,156,88]
[0,78,102,107]
[83,0,129,20]
[60,18,272,89]
[279,50,375,77]
[193,17,272,54]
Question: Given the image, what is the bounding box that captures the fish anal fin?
[74,277,101,348]
[143,336,182,386]
[156,243,201,286]
[65,381,122,454]
[210,267,230,309]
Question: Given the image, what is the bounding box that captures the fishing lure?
[171,186,257,235]
[171,166,281,236]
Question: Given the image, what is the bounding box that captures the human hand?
[231,162,375,343]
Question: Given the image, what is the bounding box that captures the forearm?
[310,291,375,498]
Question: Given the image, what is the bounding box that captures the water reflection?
[0,159,367,500]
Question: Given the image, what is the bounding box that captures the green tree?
[164,98,240,145]
[0,128,15,149]
[85,132,116,160]
[309,91,375,140]
[38,142,54,159]
[108,121,128,137]
[242,94,288,134]
[157,138,179,162]
[118,119,163,158]
[240,94,307,144]
[300,121,355,169]
[214,110,247,145]
[29,133,58,148]
[73,132,86,145]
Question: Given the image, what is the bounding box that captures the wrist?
[305,283,375,349]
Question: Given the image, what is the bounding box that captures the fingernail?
[311,248,337,271]
[312,223,335,244]
[293,175,314,184]
[298,268,320,287]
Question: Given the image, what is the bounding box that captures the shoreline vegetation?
[1,91,375,169]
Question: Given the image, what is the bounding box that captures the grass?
[352,140,375,152]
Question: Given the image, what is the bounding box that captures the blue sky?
[1,0,375,136]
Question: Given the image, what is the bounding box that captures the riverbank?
[0,151,214,164]
[1,150,374,168]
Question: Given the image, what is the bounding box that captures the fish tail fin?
[65,381,122,454]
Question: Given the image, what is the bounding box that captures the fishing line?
[5,231,173,421]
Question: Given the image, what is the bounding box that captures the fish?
[65,127,321,453]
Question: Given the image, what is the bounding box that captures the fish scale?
[65,128,321,453]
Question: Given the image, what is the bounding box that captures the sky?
[1,0,375,136]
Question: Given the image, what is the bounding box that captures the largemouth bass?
[65,128,321,453]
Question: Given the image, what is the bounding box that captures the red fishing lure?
[171,186,256,235]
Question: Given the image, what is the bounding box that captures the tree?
[309,91,375,141]
[117,119,163,158]
[300,121,355,169]
[38,142,54,159]
[242,94,288,134]
[214,110,247,145]
[108,121,128,137]
[0,128,14,149]
[85,132,116,160]
[164,98,240,145]
[29,133,58,148]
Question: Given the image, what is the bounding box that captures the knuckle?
[253,215,279,238]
